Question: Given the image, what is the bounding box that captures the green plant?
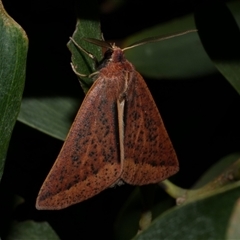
[1,1,240,239]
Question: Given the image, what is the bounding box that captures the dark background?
[1,0,240,239]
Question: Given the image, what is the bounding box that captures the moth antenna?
[122,29,197,52]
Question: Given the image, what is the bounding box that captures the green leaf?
[123,14,214,79]
[195,1,240,95]
[67,2,102,93]
[114,186,175,240]
[5,221,60,240]
[18,1,101,141]
[114,188,142,240]
[133,182,240,240]
[226,197,240,239]
[193,152,240,188]
[0,1,28,180]
[18,97,80,140]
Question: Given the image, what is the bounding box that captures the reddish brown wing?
[36,76,122,210]
[122,71,179,185]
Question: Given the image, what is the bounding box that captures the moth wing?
[36,77,121,210]
[122,72,179,185]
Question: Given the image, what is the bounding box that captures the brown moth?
[36,30,196,210]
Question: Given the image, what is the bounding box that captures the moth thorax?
[111,48,125,63]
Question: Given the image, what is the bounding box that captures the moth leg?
[70,37,99,65]
[70,62,99,78]
[70,37,100,80]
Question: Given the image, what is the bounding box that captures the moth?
[36,30,196,210]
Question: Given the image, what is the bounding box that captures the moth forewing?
[121,70,178,185]
[34,30,197,209]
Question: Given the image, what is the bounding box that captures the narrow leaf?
[0,1,28,180]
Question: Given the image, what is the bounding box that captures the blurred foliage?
[1,0,240,239]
